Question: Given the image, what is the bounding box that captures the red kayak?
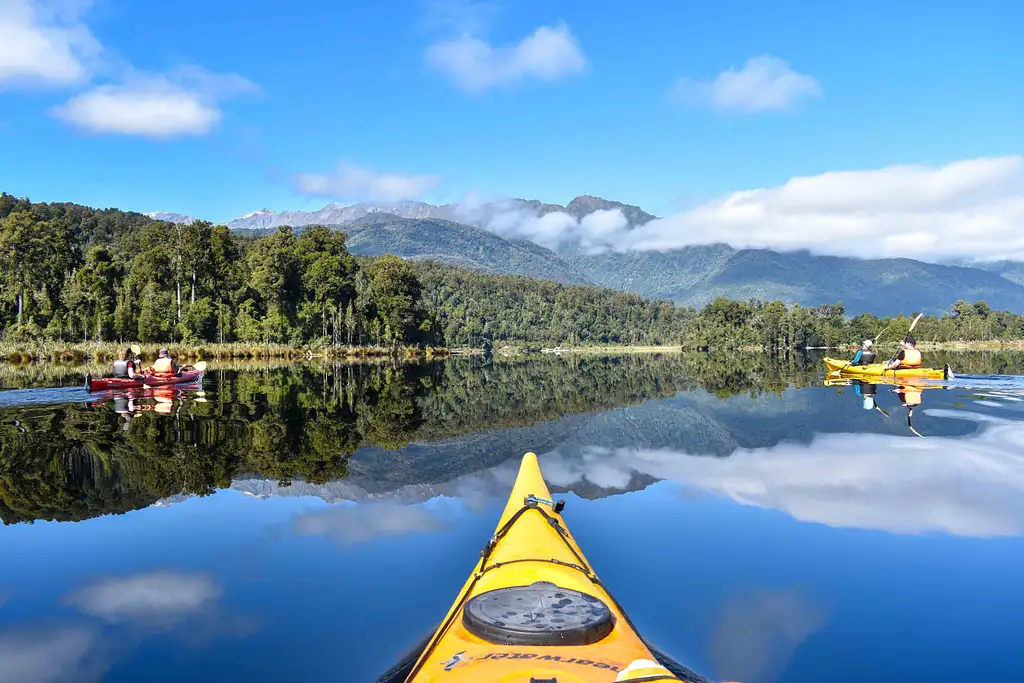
[85,367,204,393]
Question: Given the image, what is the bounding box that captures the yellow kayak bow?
[378,452,713,683]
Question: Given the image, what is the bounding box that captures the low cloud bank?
[456,155,1024,262]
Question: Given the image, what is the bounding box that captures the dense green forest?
[680,297,1024,350]
[0,193,685,348]
[2,192,1023,351]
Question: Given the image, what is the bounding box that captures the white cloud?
[451,197,632,252]
[2,2,256,139]
[426,22,587,93]
[534,410,1024,537]
[0,0,100,89]
[51,67,258,139]
[294,162,442,203]
[291,500,448,544]
[460,155,1024,262]
[621,155,1024,261]
[65,571,222,624]
[0,626,102,683]
[671,55,821,113]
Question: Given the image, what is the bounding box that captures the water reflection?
[825,375,949,436]
[4,353,1024,526]
[0,625,105,683]
[708,588,829,683]
[3,353,1024,682]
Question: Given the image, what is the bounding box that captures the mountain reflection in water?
[3,352,1024,683]
[2,352,1024,526]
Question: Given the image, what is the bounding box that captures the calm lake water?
[2,352,1024,683]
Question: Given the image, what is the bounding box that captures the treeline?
[0,193,437,347]
[0,193,687,348]
[681,297,1024,350]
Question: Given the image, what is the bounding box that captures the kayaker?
[148,348,179,376]
[113,348,139,378]
[886,337,922,370]
[850,339,876,366]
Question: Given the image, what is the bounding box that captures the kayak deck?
[823,357,951,379]
[381,452,705,683]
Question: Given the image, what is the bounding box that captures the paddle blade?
[193,361,207,372]
[908,313,924,333]
[130,343,141,355]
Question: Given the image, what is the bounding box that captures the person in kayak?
[850,339,876,365]
[113,348,140,378]
[886,337,922,370]
[148,348,179,376]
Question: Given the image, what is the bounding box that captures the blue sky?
[0,0,1021,234]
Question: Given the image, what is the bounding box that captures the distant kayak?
[85,367,205,392]
[824,357,952,379]
[377,452,707,683]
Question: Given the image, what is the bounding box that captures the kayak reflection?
[891,379,928,437]
[88,386,206,428]
[824,376,945,436]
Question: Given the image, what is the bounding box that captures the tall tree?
[366,255,425,347]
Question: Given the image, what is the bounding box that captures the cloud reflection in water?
[537,410,1024,537]
[0,625,105,683]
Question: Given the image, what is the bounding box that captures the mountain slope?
[342,213,591,284]
[225,201,451,231]
[222,195,655,233]
[144,211,198,224]
[569,247,1024,316]
[948,259,1024,287]
[564,194,657,225]
[202,194,1024,315]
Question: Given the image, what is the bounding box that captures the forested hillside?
[412,261,688,346]
[566,246,1024,316]
[212,195,1024,316]
[342,213,590,284]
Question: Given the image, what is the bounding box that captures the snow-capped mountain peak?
[144,211,198,225]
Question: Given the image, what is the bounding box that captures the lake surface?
[2,351,1024,683]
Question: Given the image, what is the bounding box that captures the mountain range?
[151,196,1024,316]
[144,211,198,224]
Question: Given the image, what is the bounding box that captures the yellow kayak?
[823,357,952,379]
[377,452,711,683]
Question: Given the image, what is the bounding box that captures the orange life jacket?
[898,382,924,406]
[152,357,174,374]
[901,348,922,367]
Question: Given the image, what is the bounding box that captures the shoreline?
[0,341,455,364]
[2,339,1024,365]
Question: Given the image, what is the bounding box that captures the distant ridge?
[141,194,1024,316]
[144,211,198,224]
